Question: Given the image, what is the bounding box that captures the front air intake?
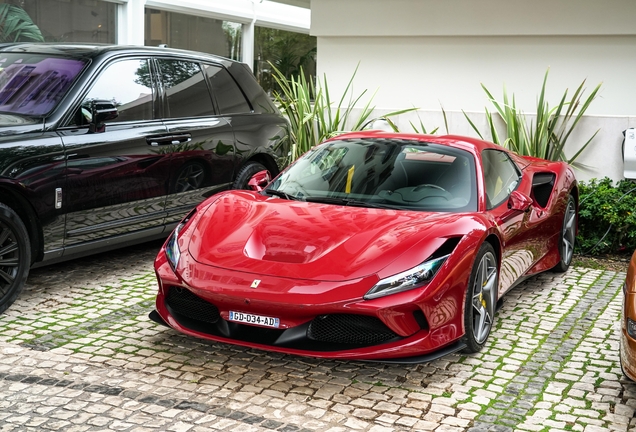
[166,287,220,324]
[307,314,399,345]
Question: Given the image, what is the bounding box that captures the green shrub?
[465,69,602,166]
[577,177,636,254]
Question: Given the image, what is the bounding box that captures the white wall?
[312,0,636,182]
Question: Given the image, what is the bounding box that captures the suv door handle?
[170,133,192,144]
[146,134,192,146]
[146,135,174,146]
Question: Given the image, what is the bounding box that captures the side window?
[202,64,251,114]
[74,59,154,125]
[156,59,214,119]
[482,149,521,209]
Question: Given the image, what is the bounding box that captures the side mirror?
[247,170,272,192]
[507,190,533,212]
[89,100,118,133]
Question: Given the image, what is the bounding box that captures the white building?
[311,0,636,182]
[20,0,636,181]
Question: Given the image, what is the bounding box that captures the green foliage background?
[577,178,636,254]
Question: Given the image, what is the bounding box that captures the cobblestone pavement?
[0,241,635,432]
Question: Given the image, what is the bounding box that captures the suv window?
[157,59,215,119]
[482,149,521,209]
[76,59,154,125]
[203,64,251,114]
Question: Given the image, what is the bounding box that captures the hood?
[187,191,469,281]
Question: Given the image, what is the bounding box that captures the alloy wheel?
[471,251,497,344]
[0,222,20,297]
[561,199,576,266]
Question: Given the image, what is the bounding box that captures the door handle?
[146,135,175,146]
[170,133,192,144]
[146,134,192,146]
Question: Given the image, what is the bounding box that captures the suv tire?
[0,203,31,315]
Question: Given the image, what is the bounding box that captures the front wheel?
[552,194,576,273]
[462,242,498,353]
[0,203,31,315]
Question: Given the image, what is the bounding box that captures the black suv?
[0,44,288,314]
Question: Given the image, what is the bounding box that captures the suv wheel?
[233,161,269,190]
[0,203,31,315]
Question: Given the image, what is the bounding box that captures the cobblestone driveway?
[0,241,635,432]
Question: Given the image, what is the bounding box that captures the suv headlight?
[364,255,448,300]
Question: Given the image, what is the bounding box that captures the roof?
[0,43,236,65]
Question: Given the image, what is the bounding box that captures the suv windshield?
[267,138,478,212]
[0,54,86,116]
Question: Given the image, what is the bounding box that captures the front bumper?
[620,285,636,381]
[153,247,470,361]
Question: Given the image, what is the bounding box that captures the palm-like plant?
[271,63,415,162]
[0,5,44,43]
[464,69,602,165]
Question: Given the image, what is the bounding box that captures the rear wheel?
[0,203,31,315]
[462,242,498,353]
[232,161,269,190]
[552,194,576,273]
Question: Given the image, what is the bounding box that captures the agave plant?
[0,5,44,43]
[271,63,415,162]
[464,69,602,165]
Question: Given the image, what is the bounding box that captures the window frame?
[153,56,218,121]
[482,149,522,210]
[201,62,253,115]
[61,55,159,129]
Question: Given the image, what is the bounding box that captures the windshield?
[267,138,478,212]
[0,54,86,116]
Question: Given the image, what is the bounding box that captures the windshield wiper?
[304,197,401,209]
[262,189,304,201]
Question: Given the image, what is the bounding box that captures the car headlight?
[628,318,636,339]
[364,254,449,300]
[166,209,196,271]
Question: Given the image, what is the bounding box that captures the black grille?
[307,314,399,345]
[166,287,220,324]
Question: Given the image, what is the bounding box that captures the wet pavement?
[0,240,635,432]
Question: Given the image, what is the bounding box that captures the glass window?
[157,59,215,119]
[0,54,85,116]
[76,59,154,125]
[6,0,116,43]
[482,149,521,209]
[254,26,316,95]
[268,138,477,213]
[203,64,251,114]
[145,8,241,61]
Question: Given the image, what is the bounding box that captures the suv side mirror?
[508,190,533,212]
[89,100,118,133]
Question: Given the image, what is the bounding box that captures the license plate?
[228,311,280,328]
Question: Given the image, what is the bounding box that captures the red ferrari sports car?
[150,131,578,362]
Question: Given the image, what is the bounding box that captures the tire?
[462,242,498,353]
[0,203,31,315]
[552,194,576,273]
[232,161,269,190]
[619,352,633,382]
